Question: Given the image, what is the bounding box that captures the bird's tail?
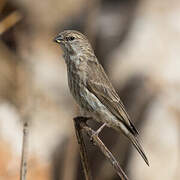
[127,132,149,166]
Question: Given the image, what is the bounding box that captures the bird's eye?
[66,36,75,41]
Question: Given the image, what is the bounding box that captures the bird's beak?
[54,35,64,43]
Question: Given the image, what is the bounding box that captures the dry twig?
[20,121,29,180]
[0,11,22,35]
[74,117,92,180]
[74,116,129,180]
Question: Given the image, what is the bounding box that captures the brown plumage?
[54,30,149,166]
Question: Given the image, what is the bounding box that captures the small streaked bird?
[54,30,149,166]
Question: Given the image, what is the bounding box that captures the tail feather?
[128,133,149,166]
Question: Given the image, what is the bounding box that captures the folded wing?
[86,60,138,136]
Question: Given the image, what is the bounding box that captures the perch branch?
[74,116,129,180]
[73,117,92,180]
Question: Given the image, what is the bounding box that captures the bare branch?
[0,11,22,35]
[20,121,29,180]
[74,116,129,180]
[73,117,92,180]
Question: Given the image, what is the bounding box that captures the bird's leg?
[91,123,106,141]
[96,123,107,135]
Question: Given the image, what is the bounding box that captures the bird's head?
[54,30,92,56]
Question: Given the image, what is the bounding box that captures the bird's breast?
[67,60,93,111]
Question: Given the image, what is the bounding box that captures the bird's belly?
[67,72,94,112]
[78,89,128,132]
[77,88,120,126]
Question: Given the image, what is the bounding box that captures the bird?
[54,30,149,166]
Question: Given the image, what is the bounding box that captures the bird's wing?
[86,60,138,136]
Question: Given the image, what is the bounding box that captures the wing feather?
[86,60,138,135]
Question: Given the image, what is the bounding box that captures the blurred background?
[0,0,180,179]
